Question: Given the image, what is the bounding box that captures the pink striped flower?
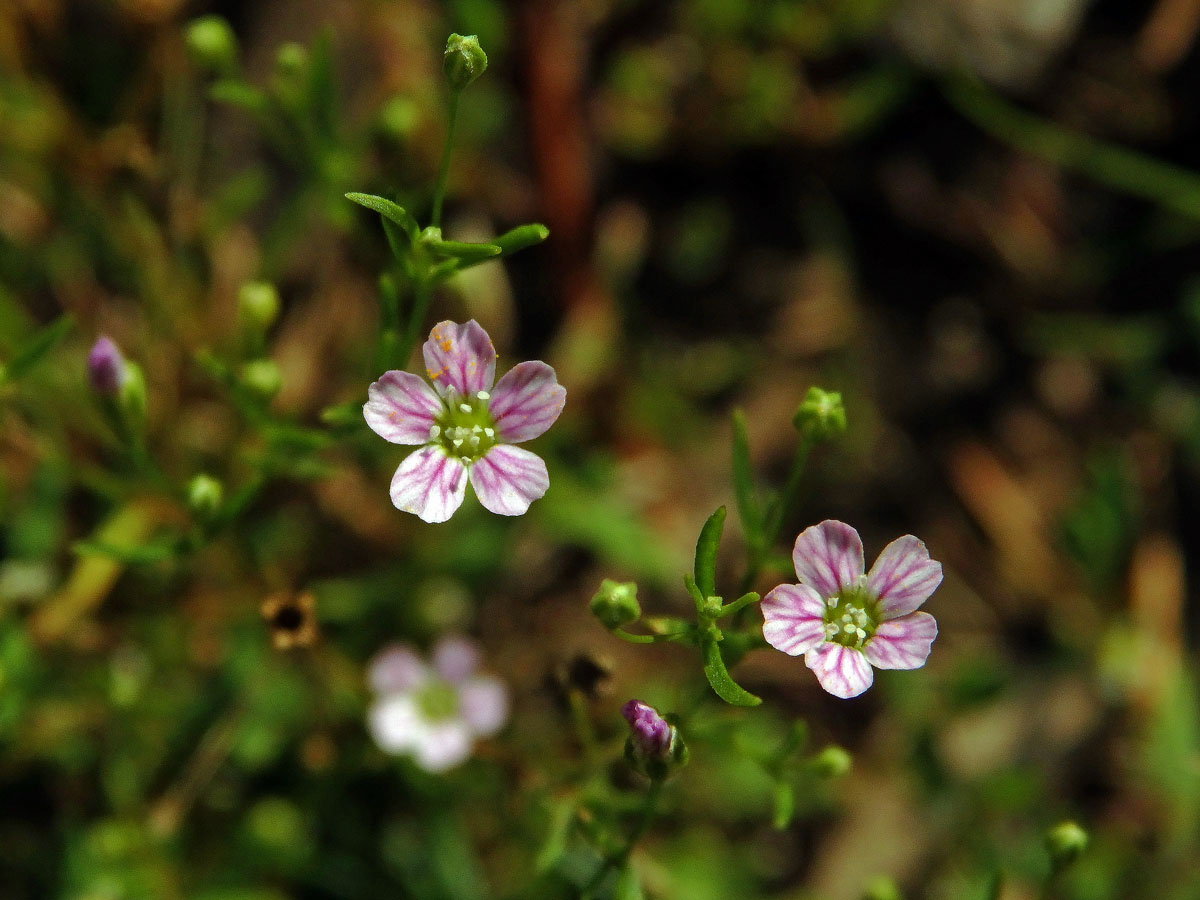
[364,320,566,523]
[762,520,942,698]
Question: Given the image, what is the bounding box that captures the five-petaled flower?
[366,635,509,772]
[761,520,942,698]
[364,320,566,523]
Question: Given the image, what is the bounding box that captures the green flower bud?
[443,33,487,91]
[793,386,847,441]
[119,361,148,426]
[590,579,641,629]
[1045,820,1088,869]
[241,359,282,399]
[809,744,852,778]
[187,474,224,521]
[238,281,281,332]
[185,16,239,74]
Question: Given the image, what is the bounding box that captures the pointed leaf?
[694,506,726,600]
[494,223,549,255]
[345,192,419,240]
[701,637,761,706]
[425,239,502,262]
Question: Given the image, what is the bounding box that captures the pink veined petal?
[761,583,828,656]
[367,695,426,754]
[412,720,474,772]
[459,676,509,737]
[804,643,874,698]
[864,611,938,670]
[423,319,497,398]
[488,361,566,443]
[431,635,480,683]
[866,535,944,619]
[367,644,428,694]
[792,520,865,598]
[468,445,549,516]
[389,446,468,523]
[363,370,444,444]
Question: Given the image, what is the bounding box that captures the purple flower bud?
[87,335,128,396]
[622,699,673,759]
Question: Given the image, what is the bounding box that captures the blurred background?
[2,0,1199,898]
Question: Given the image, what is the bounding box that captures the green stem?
[394,272,435,368]
[741,438,812,592]
[430,89,461,229]
[580,778,664,899]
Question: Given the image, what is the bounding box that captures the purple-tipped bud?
[87,336,128,396]
[622,699,673,758]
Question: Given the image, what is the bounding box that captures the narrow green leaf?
[494,223,549,255]
[345,192,419,240]
[425,239,502,262]
[209,79,267,113]
[772,782,795,829]
[74,538,178,565]
[731,409,761,543]
[2,315,73,383]
[693,506,726,600]
[682,573,705,612]
[701,637,761,706]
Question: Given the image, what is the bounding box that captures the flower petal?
[761,583,827,656]
[864,611,938,670]
[804,643,874,698]
[367,644,428,694]
[367,694,426,754]
[363,370,444,444]
[432,635,480,683]
[459,676,509,737]
[867,535,943,619]
[792,520,865,597]
[488,361,566,443]
[412,720,474,772]
[389,446,468,523]
[423,319,497,397]
[469,445,549,516]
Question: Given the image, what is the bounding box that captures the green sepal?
[494,223,549,255]
[344,192,420,241]
[693,505,726,600]
[731,409,762,545]
[425,239,502,262]
[701,637,761,706]
[1,315,73,384]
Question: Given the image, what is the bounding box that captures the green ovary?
[822,582,879,650]
[431,392,498,463]
[416,681,461,721]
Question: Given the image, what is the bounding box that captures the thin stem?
[395,272,435,368]
[740,438,812,592]
[580,778,664,899]
[430,89,461,229]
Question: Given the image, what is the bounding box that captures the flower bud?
[87,336,129,397]
[443,34,487,91]
[809,744,852,778]
[238,281,280,333]
[793,387,847,441]
[185,16,238,74]
[240,359,282,399]
[275,43,308,79]
[1045,820,1088,868]
[622,699,687,780]
[590,579,641,629]
[187,474,224,521]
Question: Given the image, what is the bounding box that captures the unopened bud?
[590,579,641,629]
[241,359,282,399]
[793,387,847,441]
[87,336,129,397]
[809,745,852,778]
[187,474,224,521]
[443,34,487,91]
[622,699,687,780]
[238,281,280,332]
[1045,820,1088,869]
[185,16,238,73]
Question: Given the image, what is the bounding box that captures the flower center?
[430,390,498,464]
[415,680,460,721]
[822,579,879,650]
